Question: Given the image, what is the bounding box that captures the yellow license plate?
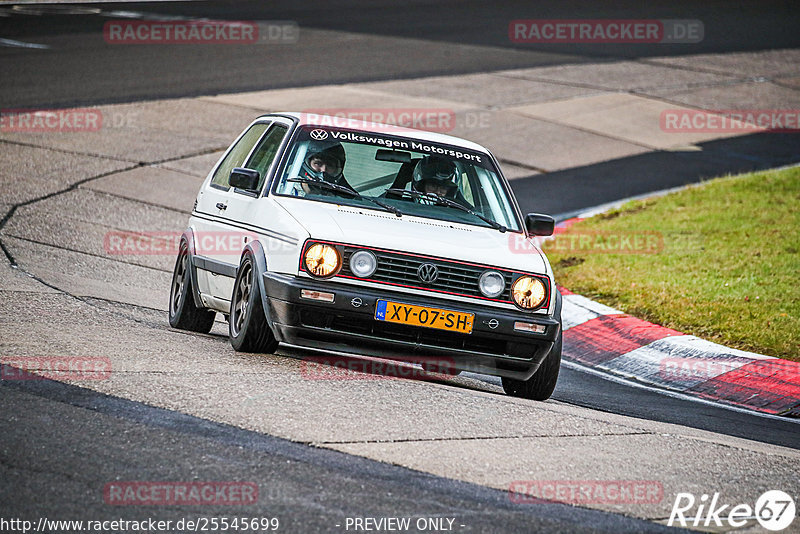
[375,300,473,334]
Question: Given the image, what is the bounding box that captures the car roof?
[264,112,492,154]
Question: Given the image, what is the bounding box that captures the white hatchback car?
[169,113,562,400]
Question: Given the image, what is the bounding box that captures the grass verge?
[547,165,800,361]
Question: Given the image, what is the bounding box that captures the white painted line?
[654,334,775,361]
[99,11,212,22]
[0,37,50,49]
[598,335,752,391]
[554,185,688,222]
[554,162,800,223]
[7,0,193,4]
[562,293,622,330]
[11,5,100,15]
[562,359,800,424]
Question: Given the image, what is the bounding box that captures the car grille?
[340,247,514,302]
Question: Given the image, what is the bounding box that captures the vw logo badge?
[310,129,329,140]
[417,263,439,284]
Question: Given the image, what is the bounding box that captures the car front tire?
[229,251,279,354]
[168,242,216,333]
[502,330,562,401]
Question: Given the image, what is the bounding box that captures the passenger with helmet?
[290,139,354,196]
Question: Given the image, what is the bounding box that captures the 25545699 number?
[192,517,279,531]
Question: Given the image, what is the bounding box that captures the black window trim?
[207,119,273,192]
[260,115,299,197]
[238,120,292,198]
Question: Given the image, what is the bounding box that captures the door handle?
[216,203,227,210]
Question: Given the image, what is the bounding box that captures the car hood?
[274,197,548,274]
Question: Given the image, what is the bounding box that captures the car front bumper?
[262,272,561,380]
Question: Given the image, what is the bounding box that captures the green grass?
[548,166,800,361]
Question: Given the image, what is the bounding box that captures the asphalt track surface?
[1,376,684,534]
[2,1,799,214]
[1,0,800,108]
[0,0,800,108]
[1,2,800,533]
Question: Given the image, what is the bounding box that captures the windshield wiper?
[287,178,403,217]
[384,188,507,232]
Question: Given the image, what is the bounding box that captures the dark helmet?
[301,140,346,182]
[411,155,458,197]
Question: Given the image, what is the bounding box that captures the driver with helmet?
[290,139,354,196]
[411,155,468,205]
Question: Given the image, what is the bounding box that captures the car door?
[192,119,290,307]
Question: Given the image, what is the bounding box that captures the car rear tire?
[168,242,216,333]
[502,331,562,400]
[229,252,279,354]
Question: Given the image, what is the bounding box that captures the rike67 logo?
[669,490,796,531]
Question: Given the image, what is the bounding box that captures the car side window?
[210,122,270,188]
[244,124,289,190]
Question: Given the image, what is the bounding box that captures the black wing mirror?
[525,213,555,236]
[229,167,260,191]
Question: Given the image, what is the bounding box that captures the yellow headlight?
[512,276,547,309]
[304,243,341,277]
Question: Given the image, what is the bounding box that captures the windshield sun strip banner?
[299,125,489,165]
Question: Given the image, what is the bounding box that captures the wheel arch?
[180,228,206,309]
[553,287,563,326]
[241,239,281,339]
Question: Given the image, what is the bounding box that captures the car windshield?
[273,126,521,231]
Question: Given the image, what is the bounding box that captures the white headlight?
[349,250,377,278]
[479,270,505,298]
[512,276,547,309]
[304,243,341,278]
